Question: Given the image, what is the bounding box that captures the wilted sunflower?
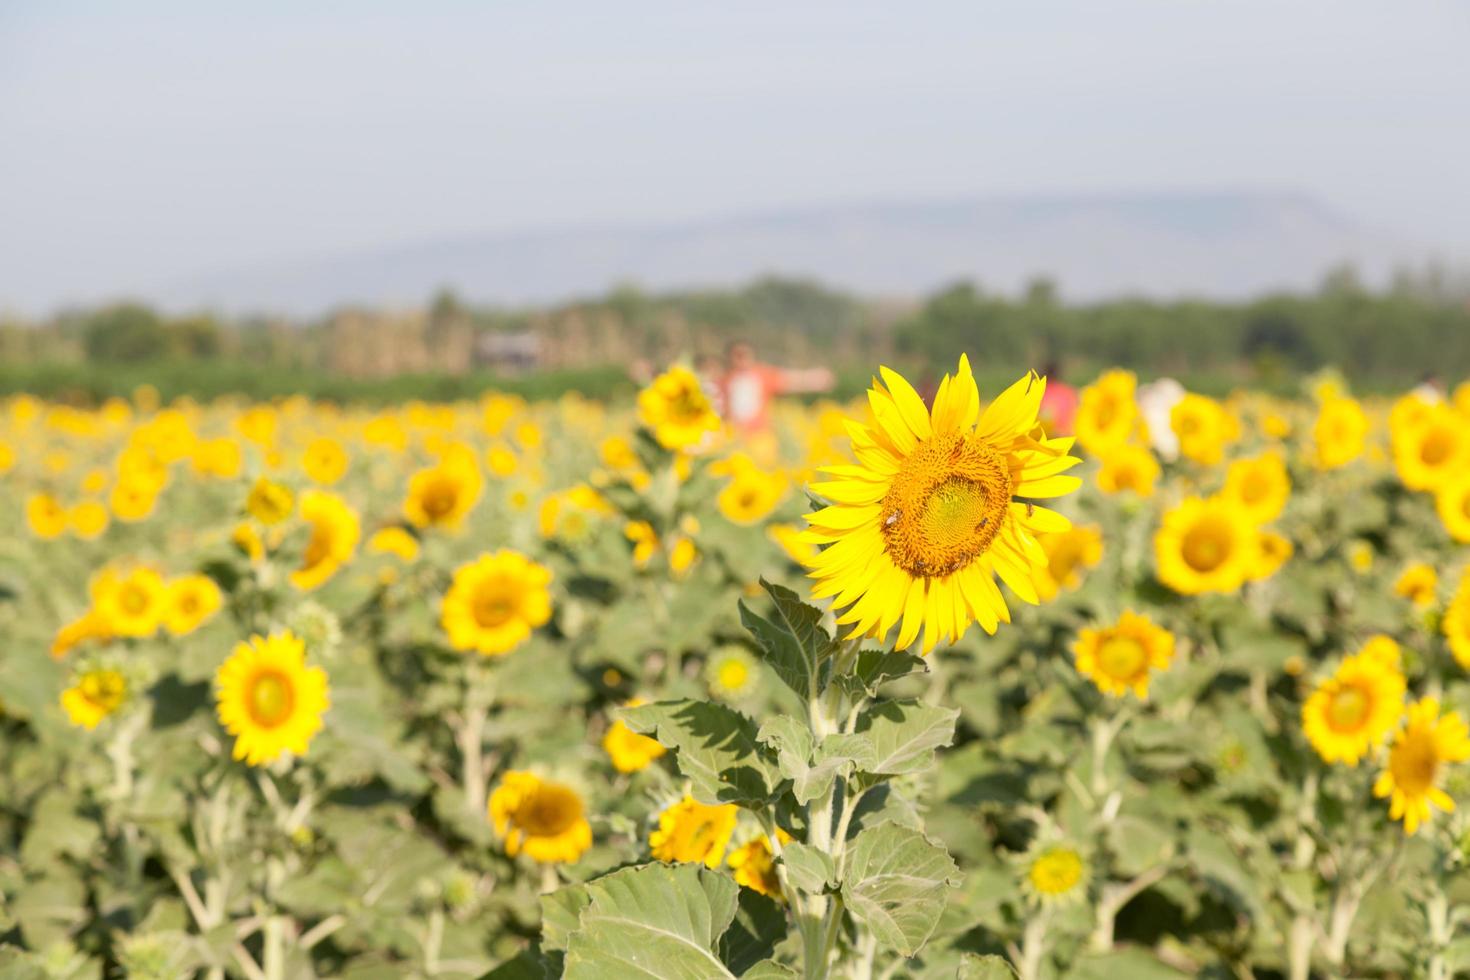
[1073,611,1176,699]
[441,550,553,656]
[1302,647,1405,766]
[60,667,128,730]
[489,771,593,864]
[163,574,222,636]
[804,357,1081,653]
[1154,496,1256,595]
[1374,698,1470,835]
[1221,451,1290,525]
[603,699,667,774]
[290,490,360,591]
[215,631,330,767]
[637,365,721,451]
[1095,443,1160,498]
[1394,562,1438,609]
[648,795,738,868]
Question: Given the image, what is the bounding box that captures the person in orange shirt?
[720,341,835,435]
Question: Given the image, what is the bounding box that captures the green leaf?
[757,718,877,805]
[1069,948,1190,979]
[563,863,740,979]
[484,948,552,979]
[623,700,779,806]
[837,648,928,699]
[738,578,839,701]
[957,954,1018,979]
[853,699,959,776]
[742,962,799,979]
[718,887,787,975]
[840,823,959,957]
[779,843,836,895]
[540,884,592,952]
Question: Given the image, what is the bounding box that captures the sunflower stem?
[1015,905,1053,980]
[459,661,491,820]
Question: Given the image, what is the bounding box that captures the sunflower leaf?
[840,822,960,957]
[738,578,839,701]
[622,699,780,806]
[852,699,960,776]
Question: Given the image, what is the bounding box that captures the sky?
[2,0,1468,314]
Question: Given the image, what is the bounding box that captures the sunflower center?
[1097,637,1147,681]
[248,671,295,727]
[1240,471,1270,504]
[421,476,458,518]
[1391,734,1439,795]
[120,585,149,615]
[1420,428,1455,467]
[1182,518,1232,573]
[472,581,517,628]
[880,433,1011,579]
[1326,685,1371,732]
[718,659,749,690]
[516,784,582,837]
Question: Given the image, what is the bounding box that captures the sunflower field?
[5,359,1470,980]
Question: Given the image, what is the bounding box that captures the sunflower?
[649,795,738,868]
[1394,563,1438,609]
[1434,475,1470,543]
[727,830,792,900]
[1074,370,1141,456]
[538,485,613,541]
[1312,397,1369,470]
[367,526,420,562]
[1170,394,1237,466]
[1073,611,1176,699]
[441,550,553,656]
[60,668,128,730]
[1221,452,1290,525]
[92,565,167,637]
[246,477,294,525]
[27,493,68,539]
[1034,525,1103,601]
[232,522,265,562]
[1444,571,1470,669]
[707,646,759,700]
[290,490,360,591]
[1302,648,1406,766]
[68,501,110,540]
[1347,540,1375,574]
[163,574,222,636]
[1020,842,1090,905]
[485,445,519,478]
[624,521,659,567]
[215,631,330,767]
[1154,496,1256,595]
[803,358,1081,653]
[489,771,592,864]
[302,436,349,485]
[717,468,786,526]
[1392,404,1469,492]
[1095,443,1160,498]
[637,366,721,451]
[1247,530,1293,582]
[51,611,112,660]
[603,698,668,773]
[403,453,483,531]
[1374,698,1470,835]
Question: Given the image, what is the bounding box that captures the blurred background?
[2,0,1469,402]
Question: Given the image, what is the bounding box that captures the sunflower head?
[489,771,593,865]
[1073,611,1176,699]
[637,366,721,452]
[1435,476,1470,544]
[214,631,330,767]
[717,468,786,526]
[1374,698,1470,835]
[61,667,129,731]
[1154,496,1256,595]
[1222,452,1291,524]
[164,574,222,636]
[92,565,168,638]
[1393,404,1470,491]
[302,437,349,486]
[1170,394,1238,466]
[1302,648,1406,766]
[1035,525,1103,601]
[1248,530,1294,582]
[804,358,1081,653]
[441,550,553,656]
[603,699,667,773]
[727,831,792,901]
[1020,842,1090,905]
[246,477,294,525]
[1095,443,1160,498]
[1313,397,1370,470]
[1394,563,1439,609]
[290,490,361,591]
[648,795,738,868]
[1074,370,1140,456]
[707,646,759,700]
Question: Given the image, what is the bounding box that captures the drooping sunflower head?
[1394,563,1439,610]
[60,667,129,731]
[1035,525,1103,601]
[214,631,330,767]
[1373,698,1470,835]
[1074,370,1140,456]
[1073,611,1176,699]
[489,770,593,865]
[637,366,721,452]
[1020,841,1090,905]
[441,550,553,656]
[1095,443,1160,498]
[1302,649,1406,766]
[1222,451,1291,525]
[290,490,361,591]
[1312,397,1370,470]
[163,574,222,637]
[403,455,483,531]
[648,794,738,868]
[1153,495,1256,595]
[804,358,1081,653]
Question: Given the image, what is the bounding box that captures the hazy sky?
[2,0,1468,313]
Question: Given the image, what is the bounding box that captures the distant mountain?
[168,190,1441,315]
